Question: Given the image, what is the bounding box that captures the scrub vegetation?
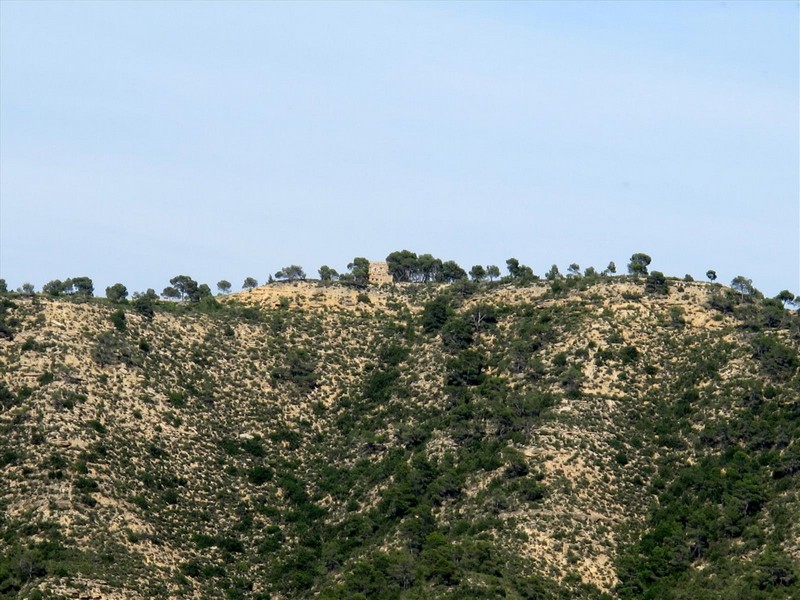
[1,255,798,599]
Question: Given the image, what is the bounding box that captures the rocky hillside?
[1,277,798,599]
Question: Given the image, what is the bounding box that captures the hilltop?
[1,275,798,599]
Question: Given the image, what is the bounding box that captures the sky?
[1,0,798,296]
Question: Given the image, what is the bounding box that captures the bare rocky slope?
[1,277,798,599]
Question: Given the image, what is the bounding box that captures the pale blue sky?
[1,1,798,295]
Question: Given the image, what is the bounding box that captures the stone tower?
[368,262,392,286]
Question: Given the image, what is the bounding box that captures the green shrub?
[74,477,99,493]
[421,295,452,333]
[248,465,274,485]
[110,309,126,332]
[86,420,107,434]
[240,436,265,457]
[752,335,798,381]
[167,391,186,408]
[619,345,640,363]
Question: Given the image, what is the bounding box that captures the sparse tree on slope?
[105,283,128,304]
[546,265,561,281]
[506,258,534,281]
[110,309,126,332]
[706,270,717,282]
[275,265,306,282]
[417,254,442,283]
[242,277,258,291]
[438,261,467,283]
[421,295,452,333]
[731,275,755,300]
[517,265,535,280]
[386,250,419,282]
[469,265,486,282]
[486,265,500,281]
[645,271,669,295]
[348,258,370,286]
[627,253,651,277]
[318,266,339,282]
[69,277,94,298]
[162,286,180,301]
[169,275,199,301]
[134,288,158,301]
[42,280,66,297]
[506,258,521,278]
[776,290,795,308]
[132,294,156,319]
[217,280,232,294]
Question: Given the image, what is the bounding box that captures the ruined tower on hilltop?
[368,262,392,286]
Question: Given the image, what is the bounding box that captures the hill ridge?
[1,278,798,598]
